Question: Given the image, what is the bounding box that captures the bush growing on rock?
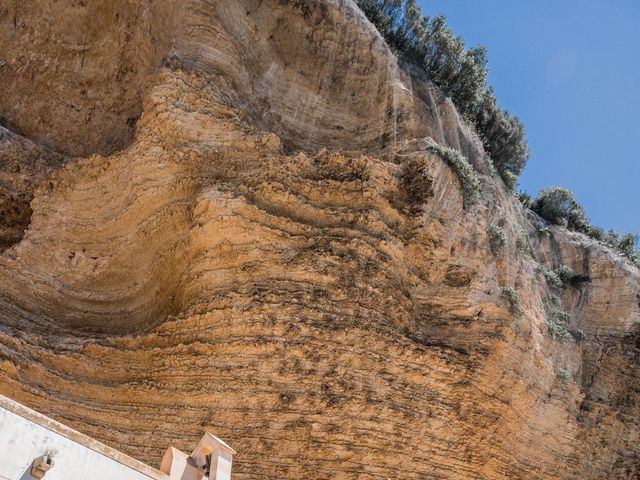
[499,169,518,192]
[554,265,576,286]
[356,0,529,185]
[502,287,524,321]
[539,266,564,290]
[547,296,571,339]
[557,368,570,385]
[427,144,480,209]
[601,230,640,267]
[528,187,640,269]
[586,225,605,241]
[516,229,532,256]
[473,88,528,186]
[530,187,589,232]
[517,190,533,209]
[539,264,582,290]
[537,226,551,238]
[487,224,506,256]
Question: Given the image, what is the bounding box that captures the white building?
[0,395,236,480]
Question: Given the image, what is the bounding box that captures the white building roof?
[0,394,169,480]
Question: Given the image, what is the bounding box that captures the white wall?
[0,397,167,480]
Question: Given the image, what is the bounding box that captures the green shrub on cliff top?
[601,230,640,267]
[529,187,640,269]
[356,0,529,184]
[531,187,589,232]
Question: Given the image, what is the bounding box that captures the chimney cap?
[191,432,237,457]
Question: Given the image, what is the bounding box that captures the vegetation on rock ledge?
[547,295,571,339]
[516,228,532,256]
[427,144,480,209]
[487,224,506,256]
[524,186,640,269]
[502,287,524,321]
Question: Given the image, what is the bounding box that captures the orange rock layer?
[0,1,639,479]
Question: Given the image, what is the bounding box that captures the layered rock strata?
[0,1,639,479]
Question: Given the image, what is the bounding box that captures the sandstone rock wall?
[0,0,180,156]
[0,1,639,479]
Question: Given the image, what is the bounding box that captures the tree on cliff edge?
[357,0,529,187]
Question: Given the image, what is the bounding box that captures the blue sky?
[418,0,640,233]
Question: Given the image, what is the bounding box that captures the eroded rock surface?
[0,1,639,479]
[0,127,65,250]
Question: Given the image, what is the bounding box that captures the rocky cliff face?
[0,1,639,478]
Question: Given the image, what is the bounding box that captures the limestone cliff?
[0,1,639,479]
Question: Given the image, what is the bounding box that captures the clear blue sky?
[418,0,640,234]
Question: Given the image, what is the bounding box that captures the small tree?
[531,187,589,232]
[473,88,529,181]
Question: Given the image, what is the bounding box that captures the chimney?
[160,433,236,480]
[31,454,54,478]
[189,433,236,480]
